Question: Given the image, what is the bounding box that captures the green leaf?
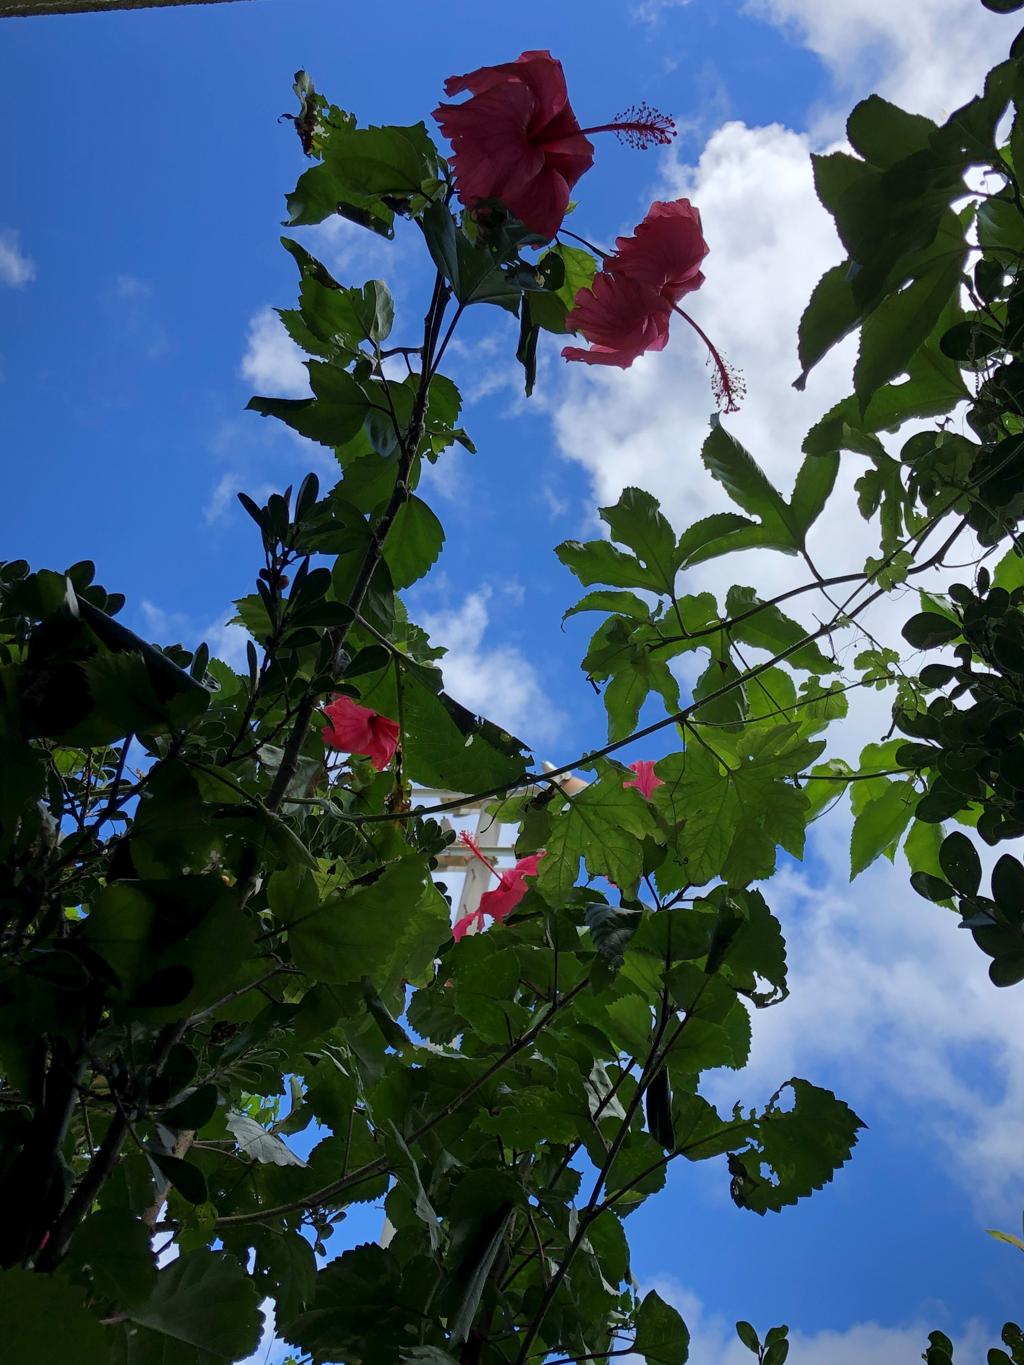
[725,586,839,674]
[159,1082,219,1132]
[563,589,652,622]
[702,425,797,549]
[279,1244,407,1363]
[675,512,760,567]
[247,373,370,449]
[903,612,962,648]
[65,1208,157,1308]
[736,1321,761,1354]
[354,652,531,790]
[854,253,966,410]
[81,877,257,1023]
[987,1228,1024,1252]
[634,1289,690,1365]
[796,263,863,383]
[448,1211,513,1344]
[538,760,659,900]
[0,1268,107,1362]
[803,294,968,456]
[600,487,679,595]
[939,831,982,897]
[557,538,666,593]
[124,1251,263,1363]
[284,857,446,989]
[603,646,681,742]
[992,854,1024,916]
[529,243,599,333]
[789,452,840,537]
[421,202,526,309]
[729,1079,864,1214]
[653,731,819,890]
[225,1110,308,1167]
[357,280,394,343]
[850,781,915,877]
[846,94,936,168]
[322,121,438,197]
[382,497,445,589]
[147,1149,208,1205]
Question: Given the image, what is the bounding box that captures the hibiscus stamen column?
[570,104,677,149]
[671,303,746,414]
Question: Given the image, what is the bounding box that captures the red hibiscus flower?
[623,759,664,800]
[321,694,400,772]
[562,198,743,411]
[608,199,708,304]
[433,54,675,242]
[561,271,672,369]
[452,834,545,940]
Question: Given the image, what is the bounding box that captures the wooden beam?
[0,0,253,16]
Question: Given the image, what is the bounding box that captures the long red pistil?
[671,304,745,414]
[576,104,676,150]
[459,831,500,882]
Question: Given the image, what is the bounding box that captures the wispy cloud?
[0,229,35,288]
[745,0,1010,133]
[645,1280,993,1364]
[240,306,310,398]
[418,586,567,750]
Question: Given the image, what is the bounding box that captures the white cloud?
[646,1280,994,1365]
[419,587,566,750]
[241,306,310,398]
[305,214,401,281]
[0,229,35,288]
[112,273,153,301]
[702,843,1024,1213]
[746,0,1011,127]
[631,0,693,23]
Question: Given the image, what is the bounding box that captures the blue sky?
[2,0,1023,1360]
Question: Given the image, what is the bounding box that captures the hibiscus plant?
[2,5,1024,1362]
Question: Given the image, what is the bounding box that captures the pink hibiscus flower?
[321,694,400,772]
[433,54,675,242]
[562,198,742,410]
[452,833,545,940]
[623,759,664,800]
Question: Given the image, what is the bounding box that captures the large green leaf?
[725,586,840,674]
[123,1252,264,1363]
[382,496,445,589]
[279,1244,411,1365]
[600,487,680,595]
[322,122,439,196]
[699,428,836,558]
[847,95,937,169]
[850,781,916,877]
[854,252,967,411]
[81,877,257,1022]
[538,760,660,900]
[634,1288,690,1365]
[282,857,446,988]
[0,1268,107,1363]
[653,729,820,890]
[65,1208,157,1308]
[728,1080,864,1214]
[557,538,667,593]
